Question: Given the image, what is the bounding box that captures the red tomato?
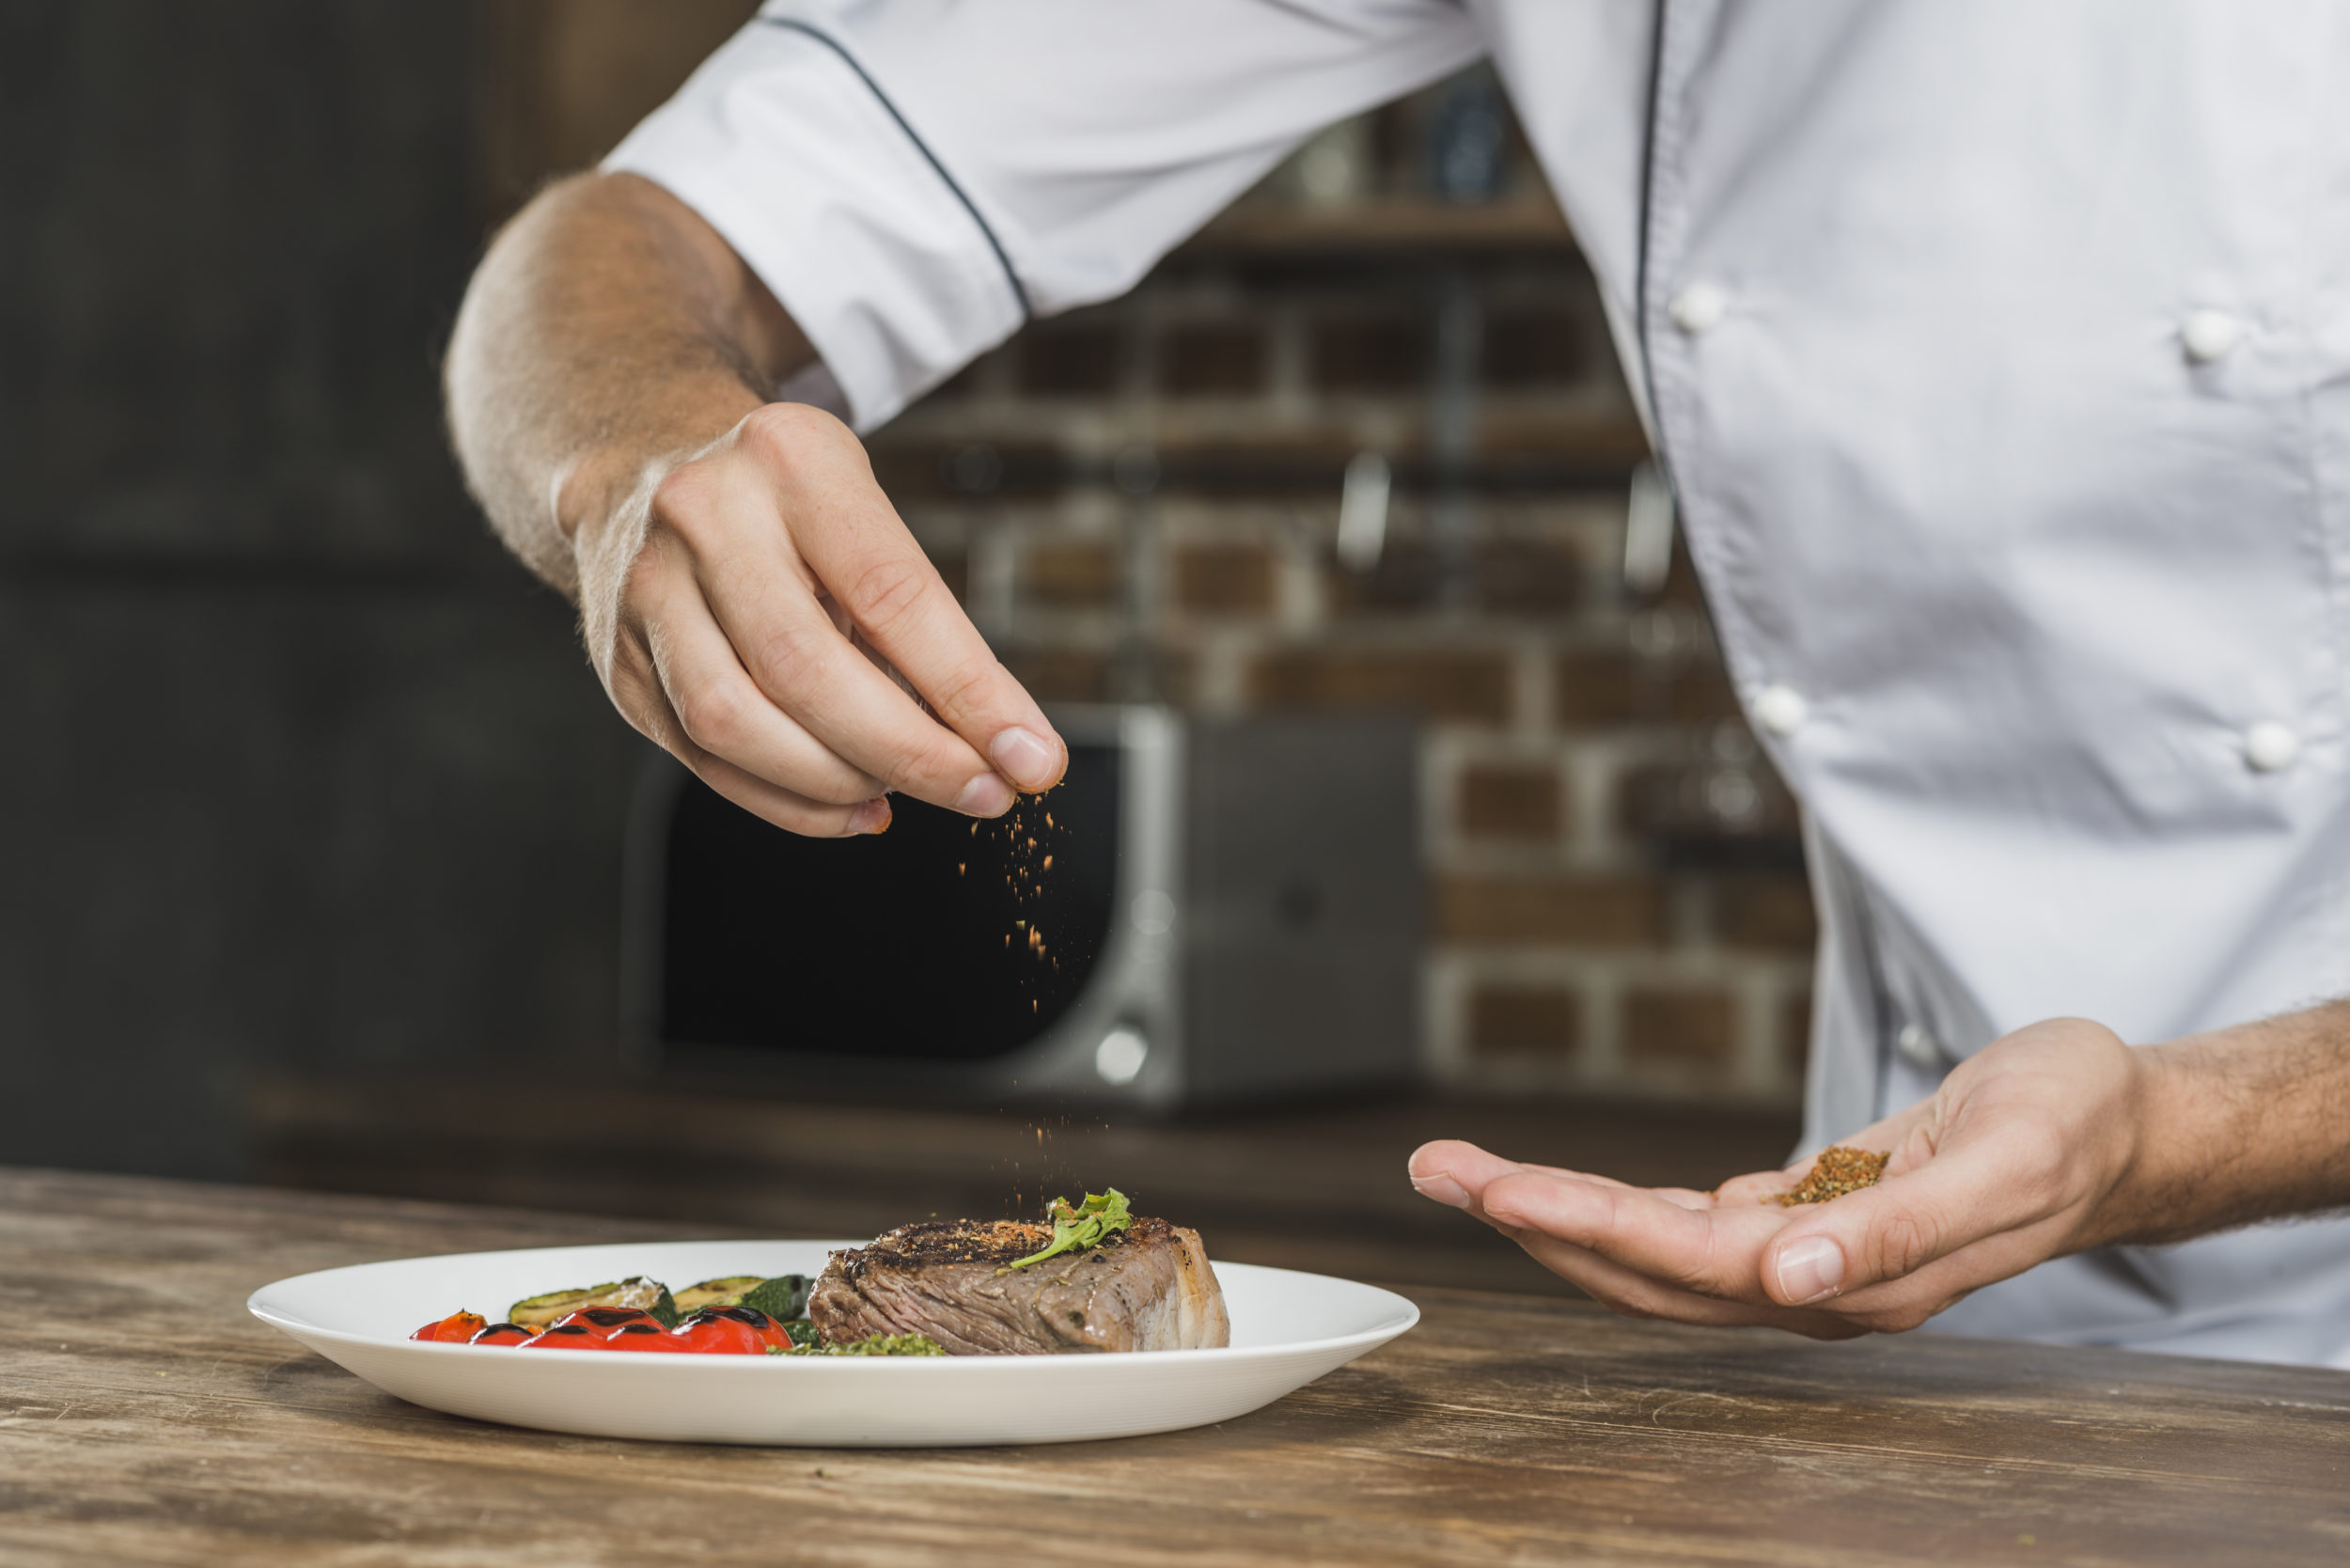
[411,1310,486,1343]
[729,1308,796,1352]
[554,1307,665,1339]
[668,1308,775,1355]
[468,1323,535,1346]
[517,1321,607,1349]
[601,1322,689,1353]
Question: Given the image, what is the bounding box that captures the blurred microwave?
[621,706,1422,1111]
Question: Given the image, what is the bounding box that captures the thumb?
[1761,1139,2008,1307]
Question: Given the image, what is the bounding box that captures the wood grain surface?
[5,1167,2347,1567]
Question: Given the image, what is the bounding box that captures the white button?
[1896,1022,1944,1070]
[1669,283,1728,335]
[1753,682,1809,737]
[2182,309,2241,364]
[2245,721,2300,773]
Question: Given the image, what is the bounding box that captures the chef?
[444,1,2350,1367]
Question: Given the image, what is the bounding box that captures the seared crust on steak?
[809,1215,1230,1355]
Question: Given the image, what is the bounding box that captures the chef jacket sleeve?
[603,0,1482,431]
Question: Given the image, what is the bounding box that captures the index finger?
[762,410,1066,793]
[1478,1168,1799,1304]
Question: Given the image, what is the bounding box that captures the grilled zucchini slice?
[671,1276,766,1315]
[738,1274,809,1321]
[507,1276,677,1329]
[673,1274,810,1321]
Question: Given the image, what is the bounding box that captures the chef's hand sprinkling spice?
[1400,1015,2316,1341]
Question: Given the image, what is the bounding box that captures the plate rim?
[246,1240,1421,1367]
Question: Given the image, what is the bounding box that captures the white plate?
[247,1239,1418,1447]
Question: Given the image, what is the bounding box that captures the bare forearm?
[2104,1001,2350,1246]
[443,171,811,595]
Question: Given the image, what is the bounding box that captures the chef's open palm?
[575,402,1063,837]
[1408,1020,2144,1338]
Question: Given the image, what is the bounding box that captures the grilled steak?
[809,1215,1230,1355]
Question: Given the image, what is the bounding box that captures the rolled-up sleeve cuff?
[604,21,1026,431]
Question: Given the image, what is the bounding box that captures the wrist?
[2074,1040,2183,1248]
[555,382,767,558]
[2086,1028,2273,1249]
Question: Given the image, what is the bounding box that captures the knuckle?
[747,620,832,698]
[650,458,718,529]
[917,715,987,776]
[1870,1210,1940,1281]
[870,727,965,793]
[839,552,937,636]
[1675,1236,1737,1298]
[674,682,747,756]
[927,655,1004,724]
[741,400,852,475]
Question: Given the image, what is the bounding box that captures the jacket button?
[1669,282,1728,334]
[2244,721,2300,773]
[2182,309,2241,364]
[1895,1022,1944,1069]
[1753,682,1808,736]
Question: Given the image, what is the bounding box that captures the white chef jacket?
[609,0,2350,1368]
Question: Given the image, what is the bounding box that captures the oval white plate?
[248,1239,1418,1447]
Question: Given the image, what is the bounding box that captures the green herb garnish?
[1004,1187,1135,1271]
[766,1332,944,1356]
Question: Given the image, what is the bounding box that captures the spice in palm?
[1777,1145,1889,1206]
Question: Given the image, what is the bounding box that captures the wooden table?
[7,1168,2348,1566]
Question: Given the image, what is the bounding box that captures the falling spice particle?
[1777,1145,1888,1206]
[1042,855,1053,871]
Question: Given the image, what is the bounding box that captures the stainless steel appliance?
[623,705,1422,1110]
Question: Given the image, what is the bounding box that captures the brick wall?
[868,80,1820,1108]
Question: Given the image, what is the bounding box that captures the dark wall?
[0,2,644,1177]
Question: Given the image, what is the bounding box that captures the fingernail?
[1409,1172,1471,1209]
[848,798,891,836]
[989,727,1059,792]
[955,772,1015,817]
[1777,1236,1845,1304]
